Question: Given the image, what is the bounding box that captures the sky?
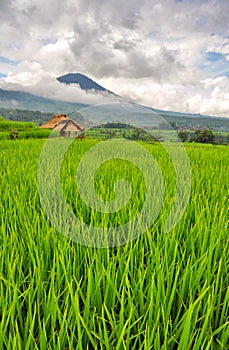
[0,0,229,116]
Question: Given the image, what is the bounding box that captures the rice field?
[0,138,228,349]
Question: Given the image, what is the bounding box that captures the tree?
[194,129,216,144]
[169,121,178,130]
[178,131,189,142]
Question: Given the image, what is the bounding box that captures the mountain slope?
[0,88,86,113]
[57,73,113,94]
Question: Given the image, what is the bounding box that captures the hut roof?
[53,118,84,132]
[41,114,68,129]
[41,114,84,131]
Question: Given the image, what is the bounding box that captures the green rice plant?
[0,139,228,349]
[18,129,51,139]
[0,132,9,140]
[0,120,36,131]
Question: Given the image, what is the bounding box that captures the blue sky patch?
[206,51,225,62]
[200,51,229,79]
[0,56,18,66]
[223,71,229,77]
[42,38,57,46]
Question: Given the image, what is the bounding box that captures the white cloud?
[3,74,118,106]
[0,0,229,116]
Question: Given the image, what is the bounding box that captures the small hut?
[41,114,84,137]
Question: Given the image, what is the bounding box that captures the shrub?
[194,129,216,144]
[178,131,189,142]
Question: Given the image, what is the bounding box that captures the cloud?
[3,73,118,106]
[99,74,229,117]
[0,0,229,116]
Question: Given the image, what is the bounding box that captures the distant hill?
[57,73,114,94]
[0,88,86,113]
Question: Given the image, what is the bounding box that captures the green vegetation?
[86,127,229,144]
[0,139,228,349]
[85,126,157,142]
[0,108,53,125]
[0,116,52,139]
[0,120,36,131]
[178,129,229,145]
[194,129,215,144]
[17,129,52,139]
[0,115,37,132]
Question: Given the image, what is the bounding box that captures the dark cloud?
[113,39,136,52]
